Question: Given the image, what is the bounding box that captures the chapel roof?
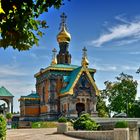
[19,92,39,100]
[60,67,82,94]
[34,64,96,77]
[0,86,14,97]
[60,66,99,96]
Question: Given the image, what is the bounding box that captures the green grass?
[31,121,57,128]
[115,121,128,128]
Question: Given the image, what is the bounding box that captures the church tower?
[57,13,71,64]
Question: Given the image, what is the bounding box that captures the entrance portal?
[76,103,85,117]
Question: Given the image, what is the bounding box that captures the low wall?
[57,118,139,140]
[93,118,138,140]
[65,130,114,140]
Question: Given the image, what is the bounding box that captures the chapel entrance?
[76,103,85,117]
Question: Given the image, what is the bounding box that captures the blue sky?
[1,0,140,112]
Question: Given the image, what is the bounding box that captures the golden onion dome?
[57,26,71,43]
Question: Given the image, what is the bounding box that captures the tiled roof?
[60,66,99,96]
[35,64,79,77]
[60,67,82,94]
[35,64,96,77]
[50,64,79,69]
[63,76,70,82]
[0,86,14,97]
[21,93,39,99]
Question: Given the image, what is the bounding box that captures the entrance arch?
[76,103,85,117]
[0,86,14,114]
[0,100,8,115]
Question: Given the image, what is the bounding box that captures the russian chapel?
[19,13,99,121]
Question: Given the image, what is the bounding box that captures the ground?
[6,128,83,140]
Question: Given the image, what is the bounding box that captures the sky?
[1,0,140,112]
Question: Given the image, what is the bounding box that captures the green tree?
[0,0,64,51]
[96,93,109,117]
[129,100,140,117]
[102,73,137,117]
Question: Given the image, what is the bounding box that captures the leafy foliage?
[115,121,128,128]
[102,73,137,117]
[58,117,67,123]
[0,0,63,51]
[6,113,13,120]
[129,100,140,117]
[0,115,6,140]
[73,114,99,130]
[97,94,109,117]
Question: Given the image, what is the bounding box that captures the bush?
[0,115,6,140]
[115,121,128,128]
[6,113,12,120]
[58,117,67,123]
[73,114,99,130]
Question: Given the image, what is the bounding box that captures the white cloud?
[91,16,140,47]
[95,65,117,72]
[0,65,28,77]
[115,38,139,46]
[92,63,138,72]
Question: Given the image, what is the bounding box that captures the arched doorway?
[0,100,8,115]
[76,103,85,117]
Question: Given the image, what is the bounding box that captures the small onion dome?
[57,26,71,43]
[81,57,89,67]
[51,57,57,65]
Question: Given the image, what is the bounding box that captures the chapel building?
[19,13,99,121]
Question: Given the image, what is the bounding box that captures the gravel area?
[6,128,83,140]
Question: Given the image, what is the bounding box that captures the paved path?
[6,128,83,140]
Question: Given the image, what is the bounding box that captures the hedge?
[0,115,6,140]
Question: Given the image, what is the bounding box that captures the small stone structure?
[57,123,68,134]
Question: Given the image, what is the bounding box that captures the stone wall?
[57,118,140,140]
[65,129,131,140]
[65,130,114,140]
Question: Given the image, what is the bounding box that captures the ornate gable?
[73,72,96,98]
[59,66,99,97]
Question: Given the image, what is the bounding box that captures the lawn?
[31,121,58,128]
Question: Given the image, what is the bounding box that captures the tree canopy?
[102,73,137,117]
[0,0,63,51]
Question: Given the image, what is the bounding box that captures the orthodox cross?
[52,48,57,59]
[82,47,87,58]
[59,12,67,30]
